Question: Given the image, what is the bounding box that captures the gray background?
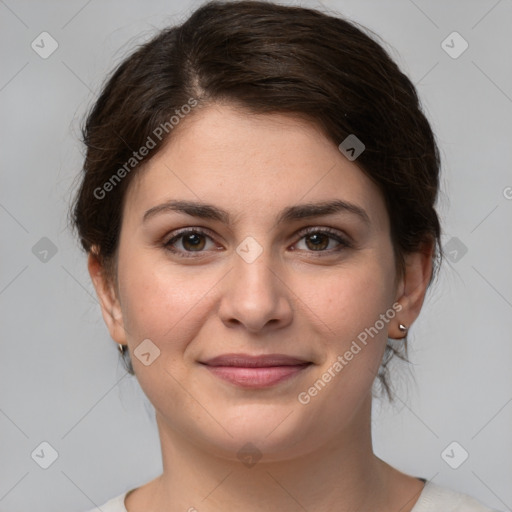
[1,0,511,511]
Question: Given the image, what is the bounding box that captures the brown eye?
[163,226,351,259]
[294,227,351,254]
[181,232,206,251]
[164,229,215,257]
[304,232,330,251]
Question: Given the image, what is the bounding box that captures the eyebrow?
[142,199,371,227]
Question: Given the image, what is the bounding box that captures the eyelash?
[162,227,352,258]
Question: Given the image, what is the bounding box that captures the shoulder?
[81,491,129,512]
[412,481,501,512]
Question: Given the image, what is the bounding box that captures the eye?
[163,226,351,258]
[293,227,351,254]
[163,228,217,257]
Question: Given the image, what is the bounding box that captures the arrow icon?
[441,441,468,469]
[31,31,59,59]
[236,236,263,263]
[444,237,467,263]
[134,339,161,365]
[32,237,58,262]
[31,441,59,468]
[338,134,365,161]
[237,442,262,467]
[441,32,468,59]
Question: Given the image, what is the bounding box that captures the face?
[91,103,424,462]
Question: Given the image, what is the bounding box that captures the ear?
[87,250,127,345]
[390,239,435,339]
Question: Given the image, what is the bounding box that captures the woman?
[72,1,499,511]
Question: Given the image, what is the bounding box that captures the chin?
[190,404,319,462]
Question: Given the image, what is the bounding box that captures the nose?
[217,244,294,334]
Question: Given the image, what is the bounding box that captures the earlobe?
[392,240,434,338]
[87,251,127,345]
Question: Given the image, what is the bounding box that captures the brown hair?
[70,0,443,401]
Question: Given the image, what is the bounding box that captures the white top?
[83,480,500,512]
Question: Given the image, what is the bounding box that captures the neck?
[136,393,421,512]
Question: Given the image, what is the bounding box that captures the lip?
[202,353,310,367]
[200,353,312,388]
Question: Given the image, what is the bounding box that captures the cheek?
[294,266,394,417]
[116,242,217,350]
[298,254,396,397]
[302,257,396,341]
[116,260,217,417]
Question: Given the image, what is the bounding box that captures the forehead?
[123,104,389,232]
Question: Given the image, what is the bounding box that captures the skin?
[89,103,434,512]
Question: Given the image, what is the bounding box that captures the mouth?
[199,353,313,388]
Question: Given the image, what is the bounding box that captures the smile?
[199,353,313,388]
